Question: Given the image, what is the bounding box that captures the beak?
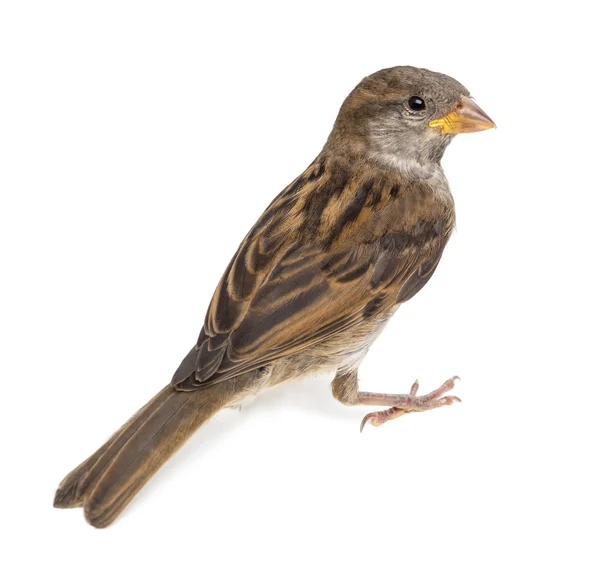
[429,96,495,134]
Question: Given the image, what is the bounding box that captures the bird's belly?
[328,307,399,373]
[269,304,400,385]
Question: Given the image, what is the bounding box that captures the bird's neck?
[376,154,453,204]
[369,151,445,179]
[322,146,452,203]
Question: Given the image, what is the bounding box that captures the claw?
[359,414,372,433]
[445,396,461,404]
[409,379,419,396]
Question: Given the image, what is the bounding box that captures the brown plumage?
[54,65,494,527]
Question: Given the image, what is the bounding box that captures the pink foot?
[360,376,461,432]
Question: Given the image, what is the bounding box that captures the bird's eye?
[408,96,426,111]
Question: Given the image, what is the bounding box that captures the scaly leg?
[331,370,461,432]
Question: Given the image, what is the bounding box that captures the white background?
[1,1,598,561]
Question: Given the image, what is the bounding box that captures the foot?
[359,376,461,432]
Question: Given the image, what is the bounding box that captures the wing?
[172,156,454,390]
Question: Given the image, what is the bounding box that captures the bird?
[54,65,495,528]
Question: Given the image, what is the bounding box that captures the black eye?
[408,96,426,111]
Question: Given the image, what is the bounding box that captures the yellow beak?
[429,96,495,134]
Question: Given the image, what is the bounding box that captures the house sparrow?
[54,65,495,528]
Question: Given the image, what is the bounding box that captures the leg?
[331,369,461,432]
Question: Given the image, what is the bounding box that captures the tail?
[54,381,233,528]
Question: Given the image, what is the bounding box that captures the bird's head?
[327,66,495,168]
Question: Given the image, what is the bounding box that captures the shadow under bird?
[54,65,495,527]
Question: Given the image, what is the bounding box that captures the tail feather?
[54,385,174,509]
[54,382,233,528]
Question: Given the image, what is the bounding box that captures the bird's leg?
[331,370,461,432]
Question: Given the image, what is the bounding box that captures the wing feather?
[172,157,453,390]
